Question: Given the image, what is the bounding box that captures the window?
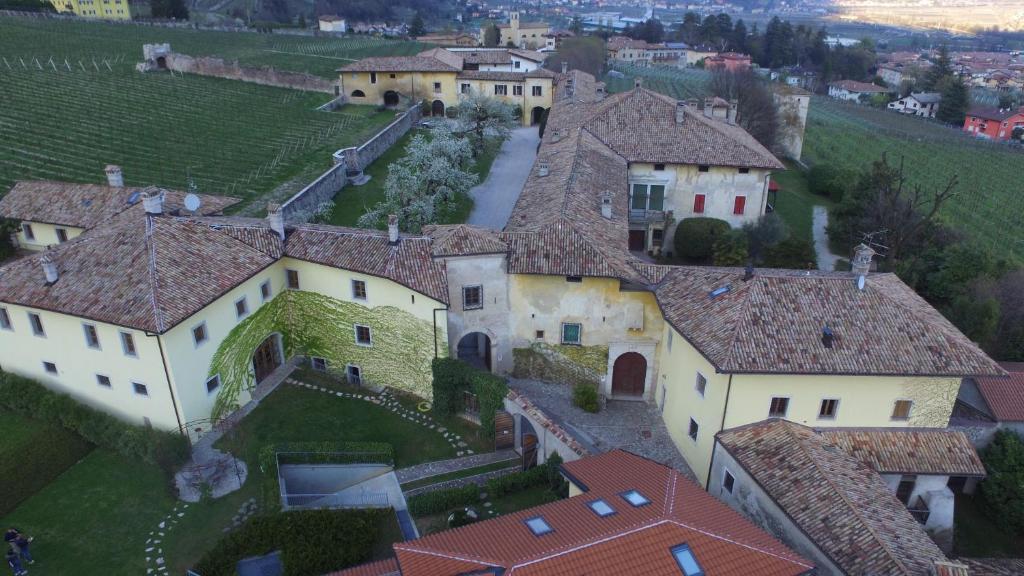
[389,73,396,79]
[433,82,441,93]
[652,229,664,243]
[355,324,372,346]
[621,490,650,507]
[768,397,789,417]
[192,322,208,346]
[23,223,35,241]
[561,323,581,345]
[588,499,615,517]
[688,418,699,441]
[206,375,221,394]
[819,398,839,419]
[96,374,111,388]
[235,297,249,319]
[525,516,553,535]
[347,364,362,385]
[733,196,746,215]
[0,307,10,330]
[896,475,916,504]
[83,323,100,349]
[695,373,707,397]
[630,183,665,212]
[535,330,545,339]
[698,165,710,172]
[286,269,300,290]
[120,331,137,357]
[513,85,523,96]
[461,83,471,94]
[370,72,377,84]
[514,60,521,69]
[133,382,149,397]
[311,357,328,371]
[494,84,508,96]
[693,194,706,214]
[723,469,735,493]
[463,285,483,310]
[532,85,543,96]
[352,279,367,300]
[42,361,57,374]
[28,312,44,337]
[56,228,68,243]
[260,280,272,302]
[892,399,913,421]
[654,163,665,171]
[738,167,750,174]
[671,544,705,576]
[566,276,582,283]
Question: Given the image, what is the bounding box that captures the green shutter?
[649,185,665,211]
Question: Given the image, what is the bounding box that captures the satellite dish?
[183,193,202,213]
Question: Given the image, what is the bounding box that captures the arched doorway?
[155,56,167,69]
[252,334,282,384]
[431,99,445,117]
[530,106,546,125]
[350,89,366,98]
[611,352,646,397]
[456,332,491,372]
[383,90,400,107]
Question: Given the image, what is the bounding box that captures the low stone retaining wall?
[279,163,347,223]
[504,389,588,465]
[138,44,334,93]
[403,466,519,498]
[337,103,423,173]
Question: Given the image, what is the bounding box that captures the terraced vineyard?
[605,63,711,99]
[0,15,407,207]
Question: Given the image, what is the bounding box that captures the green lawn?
[771,162,834,247]
[954,493,1024,557]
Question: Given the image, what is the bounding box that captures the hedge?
[572,383,600,413]
[192,508,392,576]
[673,217,732,262]
[407,483,480,516]
[0,372,190,475]
[979,430,1024,534]
[258,441,394,512]
[0,411,93,516]
[430,358,508,440]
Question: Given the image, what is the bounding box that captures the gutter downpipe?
[148,332,187,441]
[706,373,733,490]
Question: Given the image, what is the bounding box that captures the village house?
[684,44,718,67]
[317,15,347,34]
[704,52,752,72]
[332,450,816,576]
[953,362,1024,439]
[878,64,907,86]
[48,0,130,19]
[412,33,478,47]
[337,47,554,126]
[828,79,891,102]
[888,92,942,118]
[605,36,687,67]
[480,11,550,50]
[962,106,1024,140]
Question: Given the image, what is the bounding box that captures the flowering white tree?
[456,93,518,157]
[358,126,478,232]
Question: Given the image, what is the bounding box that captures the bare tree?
[708,70,779,149]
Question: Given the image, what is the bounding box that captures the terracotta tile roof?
[456,69,555,81]
[337,56,460,73]
[830,79,891,93]
[388,450,812,576]
[422,224,507,257]
[973,361,1024,421]
[717,420,950,576]
[0,181,237,229]
[458,49,514,65]
[496,21,547,29]
[817,428,986,476]
[508,48,546,62]
[967,106,1024,122]
[415,47,464,69]
[654,266,1003,377]
[961,557,1024,576]
[329,557,400,576]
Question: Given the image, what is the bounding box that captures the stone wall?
[138,45,335,93]
[340,103,423,173]
[511,343,608,388]
[279,162,347,223]
[504,388,588,465]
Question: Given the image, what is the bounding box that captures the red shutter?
[693,194,705,214]
[733,196,746,215]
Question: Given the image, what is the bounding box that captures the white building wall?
[442,254,512,373]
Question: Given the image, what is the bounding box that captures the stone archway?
[611,352,646,397]
[156,55,167,69]
[531,106,546,126]
[431,99,445,117]
[383,90,400,107]
[456,331,492,372]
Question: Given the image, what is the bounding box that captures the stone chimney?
[387,214,399,245]
[537,161,550,177]
[600,192,613,219]
[634,77,642,89]
[703,97,713,117]
[851,243,875,278]
[821,326,835,349]
[561,61,568,74]
[267,203,285,241]
[141,187,163,215]
[105,165,124,187]
[727,99,738,125]
[41,252,58,284]
[675,101,687,124]
[687,98,699,109]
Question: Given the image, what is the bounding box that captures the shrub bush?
[572,383,600,413]
[762,237,818,269]
[192,509,391,576]
[712,230,750,266]
[431,358,508,440]
[979,430,1024,534]
[807,164,855,202]
[407,484,480,516]
[0,373,190,474]
[673,217,731,262]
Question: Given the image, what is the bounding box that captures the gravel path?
[813,205,842,272]
[467,126,540,230]
[395,450,517,484]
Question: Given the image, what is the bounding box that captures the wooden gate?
[494,411,514,450]
[253,336,281,384]
[522,433,538,470]
[612,352,646,396]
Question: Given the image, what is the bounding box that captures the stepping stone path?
[286,378,471,455]
[144,502,189,574]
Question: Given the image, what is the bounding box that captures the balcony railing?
[908,496,930,525]
[629,209,666,223]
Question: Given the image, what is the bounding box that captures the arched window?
[350,90,366,97]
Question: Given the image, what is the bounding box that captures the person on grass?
[3,531,32,566]
[5,548,26,576]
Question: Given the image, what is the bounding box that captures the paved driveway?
[813,205,842,271]
[467,127,540,230]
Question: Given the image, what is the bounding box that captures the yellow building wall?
[14,221,85,252]
[500,26,549,49]
[51,0,131,19]
[0,302,179,429]
[456,77,553,125]
[342,71,459,111]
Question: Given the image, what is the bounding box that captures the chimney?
[537,162,550,177]
[703,97,713,117]
[675,101,687,124]
[105,165,124,187]
[687,98,699,109]
[550,130,561,143]
[141,186,164,215]
[387,214,399,245]
[743,263,754,281]
[267,203,285,241]
[851,243,875,278]
[727,99,738,125]
[600,192,613,219]
[41,252,58,284]
[634,77,642,89]
[821,326,834,349]
[561,61,568,74]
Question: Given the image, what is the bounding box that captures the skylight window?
[671,544,705,576]
[708,284,732,299]
[588,499,615,517]
[621,490,650,507]
[524,516,553,536]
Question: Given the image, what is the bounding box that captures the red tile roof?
[974,361,1024,421]
[330,557,400,576]
[830,79,890,93]
[382,450,813,576]
[817,428,985,476]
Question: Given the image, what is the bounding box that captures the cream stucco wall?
[443,254,512,373]
[14,221,85,251]
[0,302,179,429]
[342,71,459,110]
[457,78,552,125]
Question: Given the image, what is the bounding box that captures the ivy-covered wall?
[511,342,609,388]
[208,290,444,420]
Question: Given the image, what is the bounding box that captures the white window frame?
[42,360,58,374]
[96,374,112,388]
[0,307,11,331]
[462,285,483,310]
[55,227,69,243]
[311,357,328,371]
[818,398,840,420]
[120,331,138,358]
[354,324,373,347]
[723,468,736,494]
[768,396,789,418]
[532,85,542,96]
[286,269,300,290]
[560,322,582,345]
[192,321,209,347]
[132,381,149,397]
[205,374,221,394]
[82,322,101,350]
[260,279,273,302]
[513,84,523,96]
[28,312,45,337]
[21,223,35,240]
[346,364,362,385]
[352,279,367,301]
[688,417,699,441]
[891,398,914,421]
[234,296,249,320]
[695,372,707,397]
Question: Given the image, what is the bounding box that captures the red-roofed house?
[954,362,1024,439]
[705,52,752,72]
[962,107,1024,141]
[333,450,814,576]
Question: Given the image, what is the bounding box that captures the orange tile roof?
[974,361,1024,421]
[330,557,400,576]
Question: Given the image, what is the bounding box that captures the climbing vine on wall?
[208,290,444,420]
[511,342,609,387]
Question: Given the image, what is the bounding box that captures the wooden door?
[253,336,280,384]
[522,433,538,470]
[494,411,514,450]
[628,230,646,252]
[612,352,646,397]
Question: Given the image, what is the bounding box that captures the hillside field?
[0,16,429,209]
[606,64,1024,261]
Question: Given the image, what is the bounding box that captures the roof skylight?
[588,499,615,517]
[671,544,705,576]
[709,284,732,299]
[621,490,650,507]
[524,516,553,536]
